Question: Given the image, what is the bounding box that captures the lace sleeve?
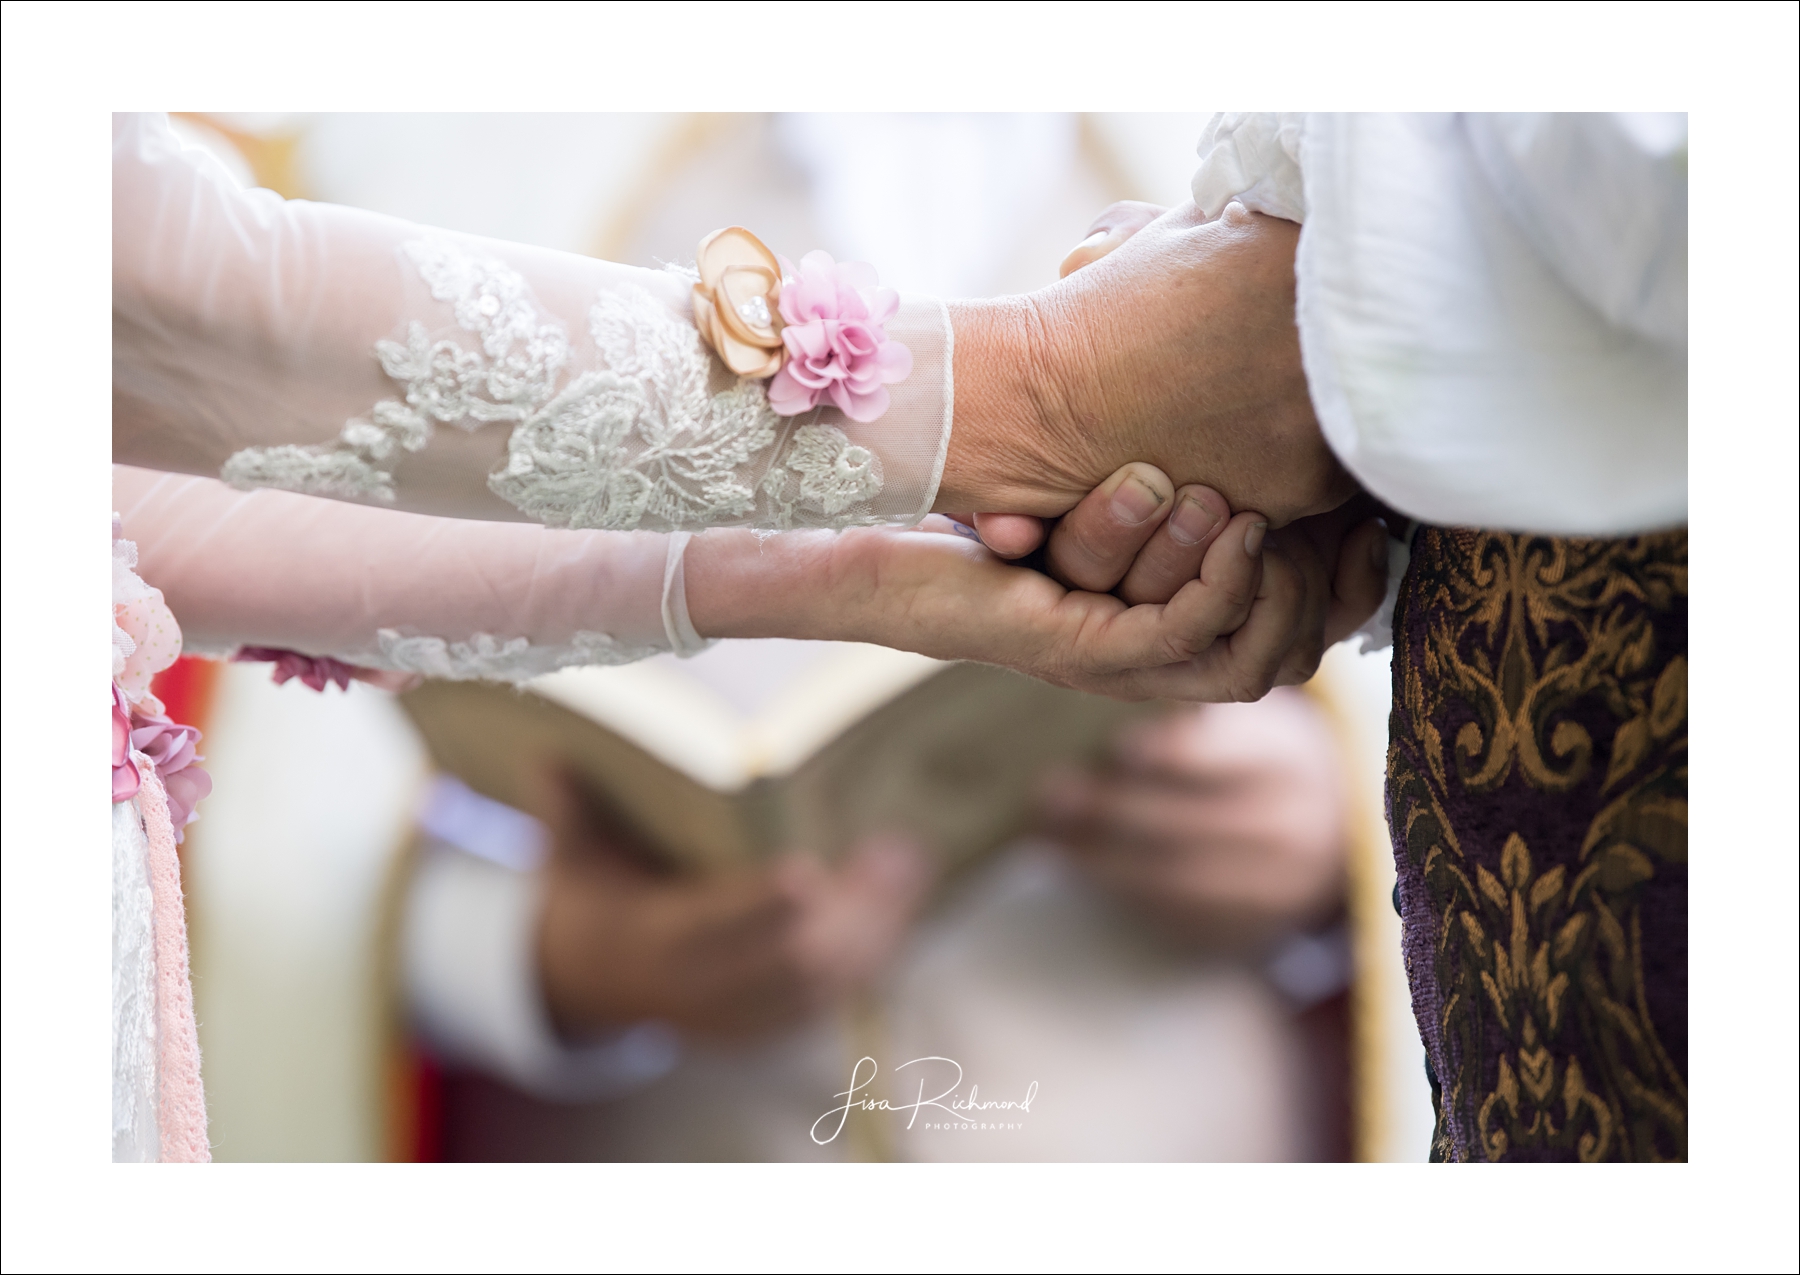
[114,466,698,686]
[113,113,952,533]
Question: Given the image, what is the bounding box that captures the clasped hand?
[928,197,1391,699]
[694,198,1387,701]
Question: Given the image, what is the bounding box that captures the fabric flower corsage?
[692,227,787,379]
[128,710,213,841]
[235,646,358,692]
[113,515,212,837]
[692,229,911,424]
[111,681,212,842]
[233,646,424,694]
[113,684,143,803]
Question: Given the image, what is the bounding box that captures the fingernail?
[1076,229,1109,250]
[1109,474,1166,526]
[1168,494,1221,546]
[1243,521,1268,557]
[1369,530,1389,572]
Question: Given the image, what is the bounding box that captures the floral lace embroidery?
[219,447,398,503]
[221,240,886,529]
[767,423,883,518]
[371,627,664,684]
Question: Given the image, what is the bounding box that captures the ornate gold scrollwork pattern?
[1388,530,1686,1162]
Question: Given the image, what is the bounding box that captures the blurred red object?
[149,654,222,739]
[388,1045,446,1163]
[147,656,223,861]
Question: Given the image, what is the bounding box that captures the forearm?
[681,523,1078,676]
[680,528,870,643]
[115,466,677,681]
[113,113,954,534]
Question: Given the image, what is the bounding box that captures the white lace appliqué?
[371,628,664,684]
[221,240,884,529]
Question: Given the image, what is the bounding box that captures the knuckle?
[1218,575,1257,614]
[1226,663,1275,703]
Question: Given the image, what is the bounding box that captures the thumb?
[972,511,1049,559]
[1059,201,1168,277]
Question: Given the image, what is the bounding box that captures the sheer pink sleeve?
[114,466,705,684]
[113,113,953,533]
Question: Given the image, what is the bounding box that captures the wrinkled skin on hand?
[955,197,1393,690]
[945,473,1390,691]
[940,201,1354,527]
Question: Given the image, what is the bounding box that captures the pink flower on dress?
[233,647,424,694]
[128,711,213,843]
[234,646,357,692]
[767,251,913,423]
[113,684,142,804]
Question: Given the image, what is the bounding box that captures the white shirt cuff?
[400,778,680,1102]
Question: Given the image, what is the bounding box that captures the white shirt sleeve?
[114,112,952,533]
[1193,112,1687,537]
[399,778,680,1102]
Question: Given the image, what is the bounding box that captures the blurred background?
[151,112,1432,1162]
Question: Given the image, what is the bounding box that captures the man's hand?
[690,504,1312,703]
[951,465,1390,689]
[535,773,935,1040]
[956,200,1391,687]
[1043,690,1348,951]
[938,201,1353,527]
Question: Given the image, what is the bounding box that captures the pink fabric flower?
[233,647,424,695]
[113,684,142,804]
[127,710,212,843]
[235,646,357,692]
[767,251,913,423]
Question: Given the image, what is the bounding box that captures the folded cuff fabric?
[1195,112,1687,537]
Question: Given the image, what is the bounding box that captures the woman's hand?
[686,503,1319,702]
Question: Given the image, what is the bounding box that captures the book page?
[529,640,943,792]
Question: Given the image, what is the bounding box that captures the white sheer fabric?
[115,465,695,683]
[114,113,952,533]
[1193,112,1687,536]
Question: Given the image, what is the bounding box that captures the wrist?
[682,529,866,642]
[681,525,1013,663]
[937,298,1092,516]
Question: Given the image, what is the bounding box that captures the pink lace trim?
[134,758,210,1163]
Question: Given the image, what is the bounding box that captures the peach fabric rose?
[692,227,786,378]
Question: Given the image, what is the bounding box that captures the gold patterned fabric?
[1386,527,1687,1161]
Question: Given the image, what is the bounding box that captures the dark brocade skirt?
[1386,527,1687,1162]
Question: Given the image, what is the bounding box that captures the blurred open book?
[399,642,1156,873]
